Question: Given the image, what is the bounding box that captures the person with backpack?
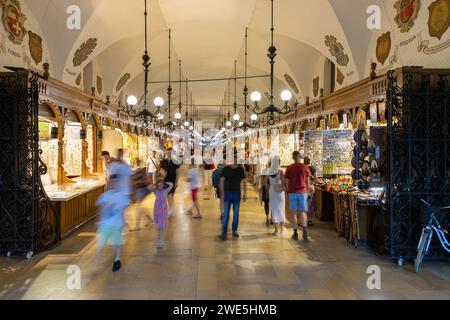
[212,164,224,219]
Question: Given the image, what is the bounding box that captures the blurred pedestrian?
[96,174,130,272]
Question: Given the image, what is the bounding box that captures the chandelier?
[174,60,183,124]
[182,79,192,130]
[124,0,164,128]
[250,0,293,126]
[160,28,177,131]
[237,27,259,131]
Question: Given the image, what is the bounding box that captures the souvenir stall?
[39,108,106,238]
[306,105,387,248]
[279,124,303,167]
[38,103,60,186]
[122,124,140,168]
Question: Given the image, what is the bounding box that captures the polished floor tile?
[0,174,449,300]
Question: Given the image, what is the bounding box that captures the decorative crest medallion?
[428,0,450,40]
[75,73,82,86]
[73,38,97,67]
[28,30,42,65]
[324,35,349,67]
[376,32,392,65]
[0,0,27,45]
[116,73,131,92]
[313,77,319,97]
[394,0,420,32]
[283,74,299,94]
[96,76,103,95]
[336,68,345,85]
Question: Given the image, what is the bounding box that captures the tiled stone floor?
[1,177,449,300]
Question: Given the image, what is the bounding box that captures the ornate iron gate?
[387,69,450,260]
[0,70,59,257]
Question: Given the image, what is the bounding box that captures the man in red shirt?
[284,151,312,241]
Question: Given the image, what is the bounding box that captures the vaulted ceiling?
[5,0,449,127]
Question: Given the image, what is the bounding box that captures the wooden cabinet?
[51,185,105,238]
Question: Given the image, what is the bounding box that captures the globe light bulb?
[251,91,262,102]
[226,121,232,127]
[127,95,138,106]
[281,90,292,102]
[233,114,240,121]
[189,126,193,130]
[239,122,244,127]
[184,121,190,127]
[251,114,258,121]
[157,113,164,120]
[154,97,164,107]
[175,112,182,119]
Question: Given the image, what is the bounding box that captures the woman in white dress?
[266,156,286,236]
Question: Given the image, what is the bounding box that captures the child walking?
[96,174,130,272]
[151,177,173,248]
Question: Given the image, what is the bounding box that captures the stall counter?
[43,177,106,238]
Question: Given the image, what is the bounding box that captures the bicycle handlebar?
[421,199,450,210]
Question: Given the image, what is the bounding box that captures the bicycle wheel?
[415,229,431,273]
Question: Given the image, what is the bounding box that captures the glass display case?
[63,122,82,177]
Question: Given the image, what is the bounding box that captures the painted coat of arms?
[428,0,450,40]
[376,32,392,65]
[324,35,349,67]
[313,77,320,97]
[116,73,131,92]
[73,38,97,67]
[96,76,103,95]
[336,68,345,85]
[28,30,42,65]
[284,74,299,94]
[394,0,420,32]
[0,0,27,45]
[75,73,82,86]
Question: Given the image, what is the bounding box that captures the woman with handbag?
[267,156,286,236]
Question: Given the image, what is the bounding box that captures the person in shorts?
[284,151,312,241]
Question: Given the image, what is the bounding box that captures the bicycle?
[414,199,450,273]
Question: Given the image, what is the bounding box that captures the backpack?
[212,168,223,189]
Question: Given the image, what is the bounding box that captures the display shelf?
[304,131,323,174]
[322,130,354,175]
